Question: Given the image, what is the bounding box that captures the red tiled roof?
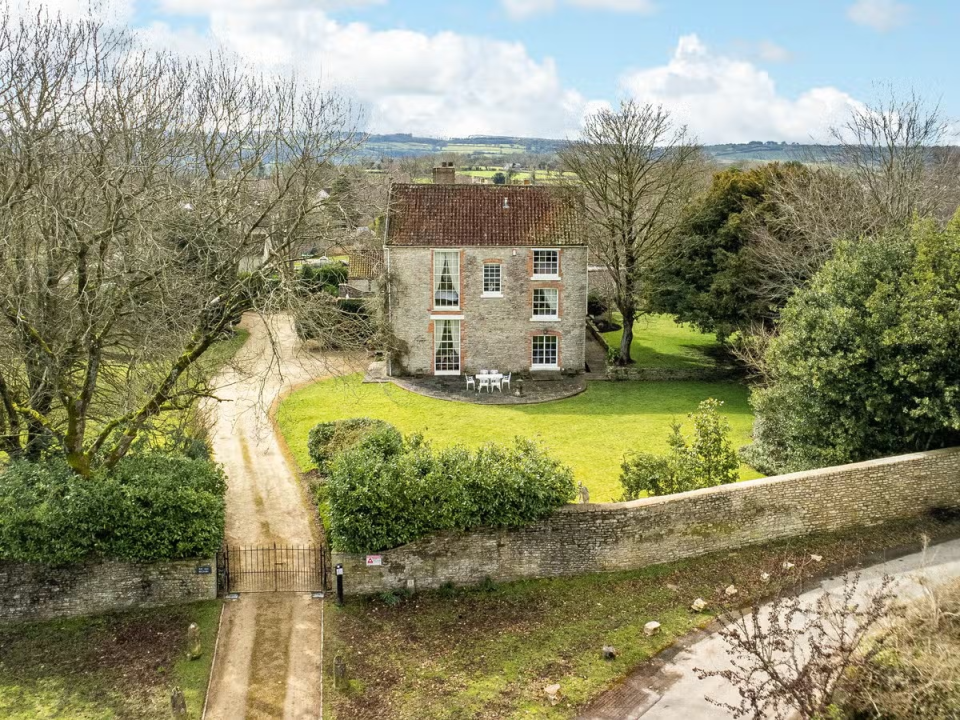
[386,184,584,247]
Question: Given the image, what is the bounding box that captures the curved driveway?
[204,314,360,720]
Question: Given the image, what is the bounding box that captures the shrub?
[326,434,575,553]
[0,454,226,565]
[299,263,348,296]
[745,218,960,474]
[587,291,609,319]
[620,398,739,499]
[307,418,402,475]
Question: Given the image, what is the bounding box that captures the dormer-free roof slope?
[385,184,584,247]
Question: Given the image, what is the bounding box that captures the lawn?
[602,313,720,369]
[0,600,221,719]
[277,375,758,502]
[326,516,960,719]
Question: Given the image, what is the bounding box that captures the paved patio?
[388,373,587,405]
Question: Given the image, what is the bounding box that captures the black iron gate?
[218,545,327,594]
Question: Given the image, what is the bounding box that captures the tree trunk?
[619,306,635,366]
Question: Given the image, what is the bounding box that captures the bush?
[326,434,575,553]
[745,218,960,474]
[299,263,347,296]
[587,291,609,319]
[307,418,402,475]
[0,454,226,564]
[620,398,739,499]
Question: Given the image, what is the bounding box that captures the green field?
[602,314,720,369]
[277,375,757,502]
[0,601,221,719]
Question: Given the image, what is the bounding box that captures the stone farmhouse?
[383,167,588,377]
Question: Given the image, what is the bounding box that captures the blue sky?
[36,0,959,142]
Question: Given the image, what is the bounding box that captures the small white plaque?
[365,555,383,566]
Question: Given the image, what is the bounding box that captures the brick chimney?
[432,161,456,185]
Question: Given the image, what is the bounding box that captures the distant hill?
[362,133,834,164]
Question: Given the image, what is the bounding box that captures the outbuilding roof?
[385,183,584,247]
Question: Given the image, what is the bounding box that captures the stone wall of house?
[0,557,217,623]
[387,245,589,376]
[333,448,960,595]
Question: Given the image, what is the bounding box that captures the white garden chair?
[491,376,502,392]
[478,376,491,393]
[502,373,511,392]
[465,375,475,391]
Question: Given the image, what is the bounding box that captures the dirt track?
[204,314,359,720]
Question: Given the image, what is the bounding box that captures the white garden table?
[475,372,503,393]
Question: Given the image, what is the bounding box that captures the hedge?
[325,426,576,553]
[0,454,226,565]
[307,418,402,475]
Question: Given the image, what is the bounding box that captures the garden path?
[204,313,360,720]
[578,537,960,720]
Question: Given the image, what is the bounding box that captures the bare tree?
[0,9,368,475]
[697,572,898,720]
[561,100,705,365]
[746,89,960,317]
[832,86,960,228]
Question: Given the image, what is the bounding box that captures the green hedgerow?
[326,430,575,553]
[307,418,402,475]
[0,454,226,564]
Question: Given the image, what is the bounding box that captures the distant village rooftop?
[385,183,584,248]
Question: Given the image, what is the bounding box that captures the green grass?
[277,375,757,502]
[0,601,221,719]
[197,328,250,378]
[602,314,720,369]
[327,516,960,719]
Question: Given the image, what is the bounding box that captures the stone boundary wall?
[333,447,960,595]
[0,557,217,624]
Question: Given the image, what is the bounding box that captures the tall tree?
[0,10,365,475]
[561,100,705,365]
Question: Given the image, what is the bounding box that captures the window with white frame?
[434,319,461,374]
[482,263,502,295]
[532,334,559,369]
[433,250,460,308]
[532,249,559,278]
[532,288,559,319]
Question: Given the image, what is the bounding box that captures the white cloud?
[502,0,655,20]
[619,34,859,143]
[847,0,910,32]
[502,0,556,20]
[755,40,792,63]
[197,9,595,137]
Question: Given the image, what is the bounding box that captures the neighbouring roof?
[385,184,584,247]
[349,251,382,280]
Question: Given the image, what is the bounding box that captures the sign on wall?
[365,555,382,567]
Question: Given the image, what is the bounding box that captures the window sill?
[530,364,560,371]
[481,292,503,298]
[531,274,561,281]
[530,316,560,322]
[431,314,464,320]
[431,308,461,313]
[434,370,461,376]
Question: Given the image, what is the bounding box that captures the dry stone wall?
[333,448,960,595]
[0,557,217,623]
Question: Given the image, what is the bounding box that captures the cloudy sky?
[28,0,958,143]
